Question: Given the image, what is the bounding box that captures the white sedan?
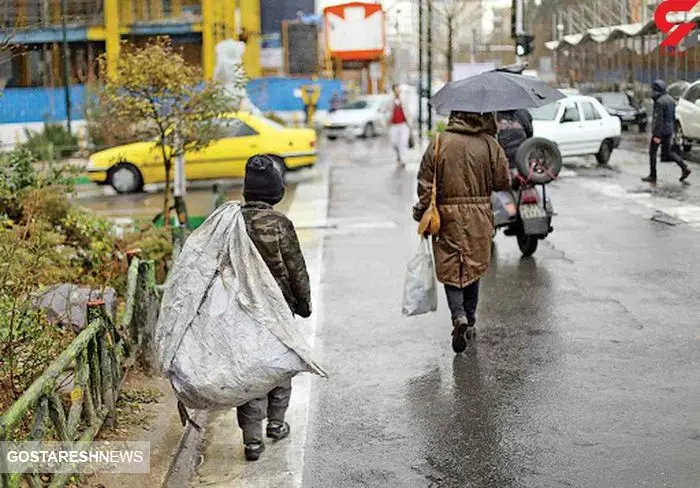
[674,79,700,153]
[530,95,622,164]
[323,95,393,139]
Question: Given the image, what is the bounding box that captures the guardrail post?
[133,260,160,374]
[126,248,142,266]
[88,300,117,428]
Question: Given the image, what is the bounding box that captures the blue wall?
[0,78,345,124]
[247,78,344,112]
[0,85,86,124]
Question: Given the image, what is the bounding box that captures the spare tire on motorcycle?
[514,137,562,185]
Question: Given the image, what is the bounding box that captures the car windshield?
[256,116,284,130]
[340,100,370,110]
[529,103,559,121]
[600,93,630,106]
[669,84,689,96]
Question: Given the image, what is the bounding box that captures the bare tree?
[0,25,15,91]
[430,0,482,81]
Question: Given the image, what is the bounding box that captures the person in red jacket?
[390,84,411,167]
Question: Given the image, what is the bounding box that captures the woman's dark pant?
[444,281,480,325]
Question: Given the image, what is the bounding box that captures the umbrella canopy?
[431,72,566,115]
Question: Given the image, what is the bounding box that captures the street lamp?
[60,0,72,136]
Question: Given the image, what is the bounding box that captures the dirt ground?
[81,369,184,488]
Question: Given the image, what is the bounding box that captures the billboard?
[323,2,385,60]
[261,0,316,40]
[284,22,320,75]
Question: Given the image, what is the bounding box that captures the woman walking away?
[413,112,511,353]
[390,84,411,167]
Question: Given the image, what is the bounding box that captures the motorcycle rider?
[492,64,534,185]
[496,109,533,174]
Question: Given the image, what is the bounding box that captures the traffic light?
[515,34,535,56]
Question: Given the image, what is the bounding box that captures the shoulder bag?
[417,133,442,236]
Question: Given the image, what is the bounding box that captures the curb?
[161,411,208,488]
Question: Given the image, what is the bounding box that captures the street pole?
[515,0,524,65]
[60,0,72,136]
[173,135,189,229]
[418,0,423,138]
[427,0,433,133]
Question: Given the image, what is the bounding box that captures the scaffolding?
[546,11,700,89]
[0,0,262,84]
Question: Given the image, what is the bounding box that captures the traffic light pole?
[515,0,524,65]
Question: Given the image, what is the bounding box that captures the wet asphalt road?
[78,131,700,487]
[299,135,700,487]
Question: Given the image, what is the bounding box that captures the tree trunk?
[447,19,454,82]
[163,160,171,229]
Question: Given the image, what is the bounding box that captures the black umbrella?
[431,71,565,115]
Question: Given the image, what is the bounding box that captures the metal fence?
[0,254,162,488]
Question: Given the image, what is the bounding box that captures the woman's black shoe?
[451,317,469,353]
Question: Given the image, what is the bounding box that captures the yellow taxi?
[86,112,318,193]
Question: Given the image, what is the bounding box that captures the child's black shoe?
[244,442,265,461]
[266,421,290,440]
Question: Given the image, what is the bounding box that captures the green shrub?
[0,148,77,222]
[0,146,174,413]
[21,123,78,161]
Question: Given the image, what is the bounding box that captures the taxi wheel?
[108,163,143,194]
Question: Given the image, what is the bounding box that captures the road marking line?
[577,179,700,226]
[191,164,330,487]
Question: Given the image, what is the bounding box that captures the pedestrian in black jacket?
[643,79,692,183]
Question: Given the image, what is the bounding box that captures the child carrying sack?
[402,238,438,316]
[155,202,326,413]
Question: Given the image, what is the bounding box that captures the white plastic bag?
[155,202,326,411]
[402,238,438,316]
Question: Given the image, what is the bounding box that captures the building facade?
[0,0,275,88]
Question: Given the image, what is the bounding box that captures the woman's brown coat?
[413,113,511,288]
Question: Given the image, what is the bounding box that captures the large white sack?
[155,202,326,410]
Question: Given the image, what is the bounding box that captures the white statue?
[214,40,260,114]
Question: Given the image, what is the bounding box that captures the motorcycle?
[491,137,561,257]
